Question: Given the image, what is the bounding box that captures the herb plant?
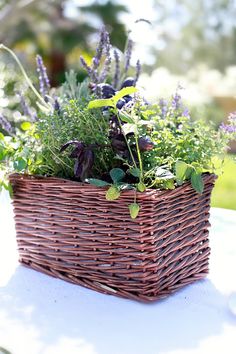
[0,28,236,218]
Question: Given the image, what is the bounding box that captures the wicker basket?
[9,173,216,302]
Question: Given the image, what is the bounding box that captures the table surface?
[0,191,236,354]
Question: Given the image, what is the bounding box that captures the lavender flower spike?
[159,98,167,118]
[17,91,37,122]
[124,38,133,74]
[92,26,107,70]
[0,113,12,134]
[172,85,183,110]
[113,49,120,89]
[134,59,141,84]
[220,123,236,133]
[99,34,112,83]
[36,54,50,98]
[80,56,98,83]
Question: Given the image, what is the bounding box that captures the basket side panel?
[149,174,215,298]
[9,173,216,302]
[10,174,156,301]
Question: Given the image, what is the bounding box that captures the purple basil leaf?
[69,143,84,158]
[60,140,81,153]
[80,150,95,181]
[74,159,83,178]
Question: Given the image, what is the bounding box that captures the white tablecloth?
[0,191,236,354]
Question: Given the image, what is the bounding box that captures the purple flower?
[80,56,97,82]
[220,111,236,134]
[159,98,168,118]
[172,84,184,111]
[99,32,111,83]
[124,38,133,74]
[172,92,182,110]
[81,27,112,84]
[0,113,12,134]
[93,26,107,70]
[134,59,141,84]
[220,123,236,133]
[92,57,100,68]
[182,107,190,118]
[17,91,37,122]
[113,49,120,89]
[36,55,50,99]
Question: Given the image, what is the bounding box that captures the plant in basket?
[0,27,236,301]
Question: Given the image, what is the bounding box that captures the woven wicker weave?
[9,173,216,302]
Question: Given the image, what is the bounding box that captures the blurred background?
[0,0,236,209]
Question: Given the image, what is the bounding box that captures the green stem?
[116,110,138,169]
[0,44,50,110]
[46,145,73,172]
[134,132,143,180]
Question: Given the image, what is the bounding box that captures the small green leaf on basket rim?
[191,171,204,194]
[109,168,125,183]
[175,160,188,185]
[137,182,146,192]
[86,178,110,187]
[105,185,120,201]
[129,167,141,178]
[13,157,27,171]
[129,202,140,219]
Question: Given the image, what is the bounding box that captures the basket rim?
[8,172,217,200]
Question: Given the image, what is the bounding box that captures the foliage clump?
[0,28,236,218]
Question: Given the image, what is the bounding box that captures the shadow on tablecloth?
[0,264,236,354]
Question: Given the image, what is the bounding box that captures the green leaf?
[137,182,146,192]
[129,203,140,219]
[88,98,114,109]
[165,179,175,190]
[106,185,120,201]
[191,162,202,174]
[129,168,141,178]
[185,166,193,179]
[21,122,31,131]
[0,132,5,140]
[191,171,204,194]
[13,157,27,171]
[86,178,110,187]
[110,168,125,183]
[112,87,138,104]
[175,160,188,185]
[119,113,134,124]
[0,147,6,161]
